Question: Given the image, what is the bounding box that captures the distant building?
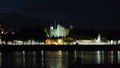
[45,37,73,45]
[45,22,74,45]
[95,34,101,43]
[45,38,64,45]
[72,34,108,45]
[50,24,70,37]
[0,25,8,34]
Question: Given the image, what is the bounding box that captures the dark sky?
[0,0,120,30]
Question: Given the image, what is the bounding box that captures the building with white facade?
[50,24,70,37]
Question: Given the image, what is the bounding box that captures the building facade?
[50,24,69,37]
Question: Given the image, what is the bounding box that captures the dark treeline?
[0,13,120,44]
[19,25,46,41]
[1,25,120,44]
[1,25,47,45]
[0,13,48,44]
[1,26,120,45]
[69,28,120,43]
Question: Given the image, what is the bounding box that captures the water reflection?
[118,51,120,63]
[0,52,1,67]
[0,51,120,68]
[44,51,65,68]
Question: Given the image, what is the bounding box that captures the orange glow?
[45,38,64,45]
[57,50,62,56]
[57,39,64,45]
[0,28,8,34]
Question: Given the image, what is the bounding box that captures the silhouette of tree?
[106,30,120,44]
[32,25,47,42]
[1,32,15,45]
[69,29,98,40]
[19,25,47,44]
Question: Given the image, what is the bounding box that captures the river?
[0,50,120,68]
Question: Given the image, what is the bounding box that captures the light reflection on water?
[0,51,120,68]
[0,52,1,67]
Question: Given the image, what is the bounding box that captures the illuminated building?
[0,25,8,44]
[0,28,8,34]
[45,23,73,45]
[95,34,101,43]
[45,37,73,45]
[72,34,112,45]
[45,38,64,45]
[50,24,69,37]
[0,25,8,34]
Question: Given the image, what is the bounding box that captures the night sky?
[0,0,120,30]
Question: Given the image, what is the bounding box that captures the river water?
[0,51,120,68]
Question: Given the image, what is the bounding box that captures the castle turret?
[95,34,101,43]
[50,24,69,37]
[70,25,73,29]
[50,25,54,30]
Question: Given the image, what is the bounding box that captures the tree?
[32,25,47,42]
[1,32,15,45]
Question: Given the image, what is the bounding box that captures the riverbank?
[0,45,120,51]
[2,64,120,68]
[75,64,120,68]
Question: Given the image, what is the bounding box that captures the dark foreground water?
[0,51,120,68]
